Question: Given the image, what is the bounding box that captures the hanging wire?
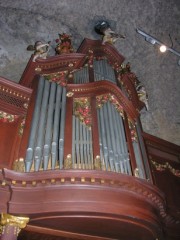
[168,34,174,48]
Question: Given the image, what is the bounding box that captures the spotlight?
[159,45,167,53]
[136,28,180,65]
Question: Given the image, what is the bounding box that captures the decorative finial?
[55,33,74,54]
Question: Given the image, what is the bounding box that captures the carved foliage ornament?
[0,111,26,136]
[0,111,18,123]
[96,93,124,117]
[128,119,138,142]
[0,213,29,236]
[43,71,68,86]
[73,97,92,128]
[151,160,180,177]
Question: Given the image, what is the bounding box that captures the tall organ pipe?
[111,106,124,173]
[43,82,56,170]
[25,77,45,172]
[79,121,84,167]
[34,80,50,171]
[103,103,114,171]
[75,116,80,168]
[59,87,66,169]
[82,123,88,168]
[51,85,62,169]
[98,107,109,170]
[107,102,118,171]
[117,113,132,175]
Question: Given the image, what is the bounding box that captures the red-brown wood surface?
[77,38,125,67]
[0,77,32,168]
[143,132,180,239]
[17,77,39,160]
[0,39,179,240]
[19,54,86,87]
[64,97,73,163]
[1,169,167,240]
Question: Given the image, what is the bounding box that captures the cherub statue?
[55,33,74,54]
[120,62,149,111]
[27,41,51,62]
[136,84,149,111]
[94,20,125,45]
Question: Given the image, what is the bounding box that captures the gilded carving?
[64,154,72,169]
[96,93,124,117]
[55,33,74,55]
[43,71,67,86]
[134,168,140,178]
[94,155,101,170]
[66,91,74,97]
[19,118,26,136]
[74,97,92,127]
[128,119,138,142]
[0,213,29,236]
[151,160,180,177]
[12,158,25,172]
[0,111,18,123]
[35,67,42,72]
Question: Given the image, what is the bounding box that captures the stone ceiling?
[0,0,180,145]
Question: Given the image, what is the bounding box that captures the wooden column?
[0,214,29,240]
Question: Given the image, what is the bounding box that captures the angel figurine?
[27,41,51,62]
[94,20,125,44]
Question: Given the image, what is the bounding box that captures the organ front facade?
[0,37,180,240]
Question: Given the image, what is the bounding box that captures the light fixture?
[159,45,167,53]
[136,28,180,65]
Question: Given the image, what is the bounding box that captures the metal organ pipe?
[103,103,114,171]
[74,66,89,84]
[59,87,66,169]
[43,82,56,170]
[72,113,93,169]
[51,85,62,169]
[75,116,80,168]
[97,101,132,175]
[34,80,50,171]
[25,77,67,172]
[25,77,45,172]
[94,59,116,84]
[97,107,109,170]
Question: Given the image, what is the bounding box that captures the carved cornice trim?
[67,80,139,121]
[77,38,125,67]
[2,169,164,204]
[0,168,176,225]
[143,132,180,161]
[19,54,87,87]
[151,159,180,177]
[0,77,32,115]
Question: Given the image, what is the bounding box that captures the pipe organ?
[23,57,147,179]
[0,38,179,240]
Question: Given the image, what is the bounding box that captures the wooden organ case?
[0,38,180,240]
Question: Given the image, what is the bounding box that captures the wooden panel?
[2,169,165,240]
[0,119,21,168]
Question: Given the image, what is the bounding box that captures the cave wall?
[0,0,179,145]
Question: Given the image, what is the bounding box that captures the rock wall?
[0,0,179,145]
